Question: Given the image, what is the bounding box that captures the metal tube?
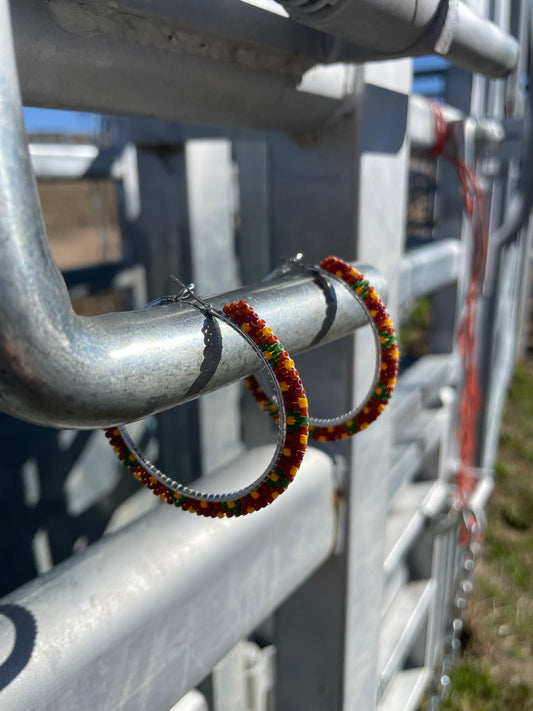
[9,0,339,134]
[445,1,519,78]
[399,239,464,306]
[0,446,337,711]
[408,96,462,153]
[478,6,532,462]
[0,1,391,429]
[0,256,387,429]
[468,475,494,514]
[0,3,471,432]
[278,0,519,78]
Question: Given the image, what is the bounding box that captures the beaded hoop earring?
[104,280,309,518]
[246,255,399,442]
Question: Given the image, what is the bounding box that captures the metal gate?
[0,1,531,709]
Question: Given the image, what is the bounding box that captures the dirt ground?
[37,179,121,271]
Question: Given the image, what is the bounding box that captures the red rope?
[429,103,489,510]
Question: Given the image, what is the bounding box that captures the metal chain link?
[426,517,483,709]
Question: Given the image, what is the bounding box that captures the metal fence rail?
[0,447,336,711]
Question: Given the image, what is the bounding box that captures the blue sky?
[23,107,100,134]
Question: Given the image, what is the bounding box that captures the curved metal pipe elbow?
[278,0,519,78]
[0,3,389,430]
[0,258,388,430]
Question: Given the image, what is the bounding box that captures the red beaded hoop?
[104,290,309,518]
[246,255,399,442]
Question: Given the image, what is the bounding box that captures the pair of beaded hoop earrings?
[105,255,399,519]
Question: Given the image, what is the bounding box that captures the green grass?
[433,360,533,709]
[441,660,533,711]
[399,296,432,358]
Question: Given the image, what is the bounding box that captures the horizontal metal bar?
[381,562,409,619]
[0,263,387,428]
[378,579,434,697]
[384,481,449,578]
[10,0,340,134]
[391,354,459,422]
[11,0,519,140]
[0,226,388,427]
[388,408,448,502]
[408,96,462,153]
[29,144,120,180]
[93,0,331,63]
[446,0,520,78]
[0,445,336,711]
[278,0,519,78]
[387,443,423,504]
[399,239,463,305]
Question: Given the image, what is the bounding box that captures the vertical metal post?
[233,135,276,450]
[345,60,411,709]
[186,139,243,475]
[272,59,411,710]
[269,103,360,711]
[113,137,201,481]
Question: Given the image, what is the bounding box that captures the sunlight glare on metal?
[239,0,289,17]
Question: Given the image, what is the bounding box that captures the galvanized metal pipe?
[278,0,519,78]
[408,96,462,153]
[400,239,463,306]
[0,0,389,429]
[0,446,336,711]
[9,0,519,138]
[1,5,472,431]
[9,0,339,134]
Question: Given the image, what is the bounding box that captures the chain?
[426,515,483,709]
